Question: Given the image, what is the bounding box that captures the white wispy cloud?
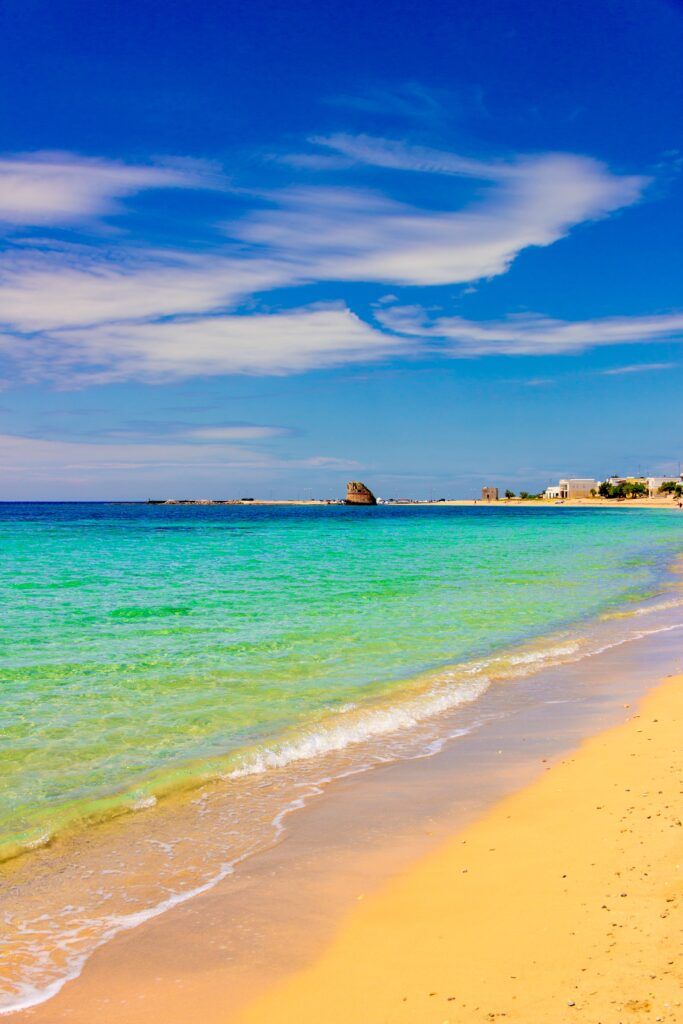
[0,434,269,473]
[600,361,677,375]
[0,152,225,228]
[12,303,403,384]
[311,133,504,177]
[375,307,683,356]
[186,425,288,440]
[0,247,293,331]
[0,139,654,385]
[235,141,646,286]
[0,431,360,483]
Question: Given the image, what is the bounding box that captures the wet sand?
[239,676,683,1024]
[10,621,683,1023]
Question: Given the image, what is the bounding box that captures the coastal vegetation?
[658,480,683,498]
[598,480,649,499]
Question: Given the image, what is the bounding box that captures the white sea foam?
[130,795,158,811]
[508,643,580,664]
[4,613,683,1017]
[0,863,240,1015]
[23,832,52,852]
[226,676,490,780]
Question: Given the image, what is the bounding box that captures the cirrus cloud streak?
[376,306,683,356]
[0,152,227,228]
[233,140,646,287]
[5,304,404,385]
[0,137,655,386]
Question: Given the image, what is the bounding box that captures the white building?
[607,475,681,496]
[545,474,683,500]
[543,478,599,500]
[646,476,682,497]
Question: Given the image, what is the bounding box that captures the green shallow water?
[2,502,683,857]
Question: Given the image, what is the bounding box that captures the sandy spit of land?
[151,497,683,508]
[237,676,683,1024]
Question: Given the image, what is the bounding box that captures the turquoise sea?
[2,502,683,861]
[3,501,683,1012]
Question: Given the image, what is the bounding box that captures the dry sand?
[238,676,683,1024]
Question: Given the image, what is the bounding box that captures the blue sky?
[0,0,682,499]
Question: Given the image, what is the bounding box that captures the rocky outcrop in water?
[345,481,377,505]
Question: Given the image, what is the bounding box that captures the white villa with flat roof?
[544,478,599,500]
[545,474,683,500]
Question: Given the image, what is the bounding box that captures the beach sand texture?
[238,677,683,1024]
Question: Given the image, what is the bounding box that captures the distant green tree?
[519,491,530,499]
[589,489,597,497]
[658,481,679,495]
[627,481,648,498]
[504,489,515,499]
[599,479,648,500]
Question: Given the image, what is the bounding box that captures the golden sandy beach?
[11,663,682,1024]
[238,677,683,1024]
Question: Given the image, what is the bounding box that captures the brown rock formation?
[345,481,377,505]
